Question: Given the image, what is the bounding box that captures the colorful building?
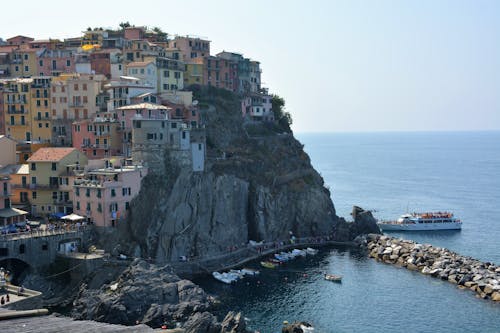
[169,36,210,62]
[51,73,107,146]
[126,61,158,92]
[115,102,171,157]
[37,49,76,76]
[30,77,52,143]
[10,47,40,78]
[72,117,121,159]
[155,57,184,92]
[27,147,88,217]
[3,78,34,142]
[73,163,147,227]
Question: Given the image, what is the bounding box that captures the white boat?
[241,268,260,276]
[212,271,239,284]
[291,249,307,257]
[377,212,462,231]
[305,247,318,255]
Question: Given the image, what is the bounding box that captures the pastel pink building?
[204,56,238,92]
[72,118,122,159]
[37,49,76,76]
[73,164,147,227]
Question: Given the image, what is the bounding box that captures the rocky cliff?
[117,87,376,264]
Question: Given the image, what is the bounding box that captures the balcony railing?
[10,184,30,189]
[29,183,59,190]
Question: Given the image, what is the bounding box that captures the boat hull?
[378,222,462,231]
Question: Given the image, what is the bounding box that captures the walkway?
[0,226,87,241]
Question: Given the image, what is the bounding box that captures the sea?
[195,131,500,333]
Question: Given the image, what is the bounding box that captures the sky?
[1,0,499,132]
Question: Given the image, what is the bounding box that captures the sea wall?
[365,234,500,302]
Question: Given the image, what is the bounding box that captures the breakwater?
[365,234,500,302]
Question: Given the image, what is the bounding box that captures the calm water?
[196,131,500,332]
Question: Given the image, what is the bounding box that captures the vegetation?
[271,94,292,132]
[119,21,132,29]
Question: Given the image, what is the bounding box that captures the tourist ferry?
[377,212,462,231]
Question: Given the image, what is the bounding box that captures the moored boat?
[261,261,276,269]
[306,247,318,255]
[377,212,462,231]
[324,274,342,282]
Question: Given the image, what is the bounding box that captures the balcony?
[69,102,84,108]
[7,110,26,114]
[10,184,30,189]
[29,183,59,190]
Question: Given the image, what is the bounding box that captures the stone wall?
[365,234,500,302]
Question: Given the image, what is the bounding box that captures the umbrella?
[61,213,85,222]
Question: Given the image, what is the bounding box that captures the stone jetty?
[364,234,500,302]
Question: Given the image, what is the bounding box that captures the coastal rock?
[220,311,248,333]
[72,260,211,328]
[491,292,500,302]
[365,235,500,303]
[282,321,314,333]
[183,312,220,333]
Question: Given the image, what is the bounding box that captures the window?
[147,133,154,140]
[38,123,42,128]
[97,203,102,212]
[111,189,116,197]
[31,176,37,185]
[174,71,181,79]
[66,60,71,67]
[125,202,130,210]
[163,84,169,90]
[171,122,177,129]
[52,191,57,199]
[75,187,80,196]
[86,188,90,197]
[163,70,169,77]
[25,66,29,72]
[76,201,80,210]
[86,202,91,211]
[122,188,127,196]
[32,191,37,199]
[51,163,57,171]
[97,189,101,198]
[19,244,25,254]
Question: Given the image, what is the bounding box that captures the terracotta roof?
[27,147,77,162]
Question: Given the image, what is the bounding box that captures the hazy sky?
[2,0,499,132]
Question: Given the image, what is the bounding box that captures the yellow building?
[3,78,33,142]
[184,61,205,86]
[30,77,52,142]
[27,147,87,217]
[10,48,38,77]
[4,164,31,210]
[3,77,52,143]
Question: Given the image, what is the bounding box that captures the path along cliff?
[116,87,374,265]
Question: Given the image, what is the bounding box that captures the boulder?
[183,312,220,333]
[491,292,500,302]
[282,322,314,333]
[72,260,211,328]
[220,312,248,333]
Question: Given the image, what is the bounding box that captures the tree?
[271,94,292,132]
[119,21,131,30]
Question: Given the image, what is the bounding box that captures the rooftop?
[116,102,171,111]
[27,147,77,162]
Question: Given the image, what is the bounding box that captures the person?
[5,294,9,302]
[1,296,4,305]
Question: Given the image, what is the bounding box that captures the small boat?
[324,274,342,282]
[261,261,276,269]
[269,258,283,265]
[241,268,260,276]
[212,271,239,284]
[274,253,290,262]
[377,212,462,231]
[306,247,318,255]
[292,249,307,257]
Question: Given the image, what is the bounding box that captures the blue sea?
[196,131,500,333]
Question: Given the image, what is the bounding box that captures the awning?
[0,207,28,218]
[50,212,66,219]
[61,213,85,221]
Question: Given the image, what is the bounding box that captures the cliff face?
[122,88,341,263]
